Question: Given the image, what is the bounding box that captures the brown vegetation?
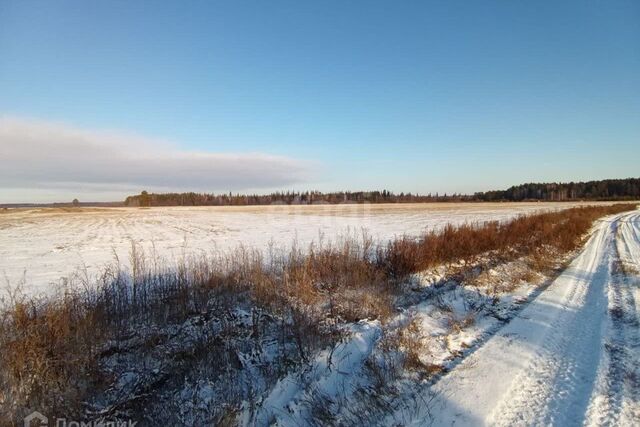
[0,203,635,422]
[378,204,636,277]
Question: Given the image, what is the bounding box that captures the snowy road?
[404,210,640,426]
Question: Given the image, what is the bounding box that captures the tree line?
[124,190,472,207]
[475,178,640,202]
[123,178,640,207]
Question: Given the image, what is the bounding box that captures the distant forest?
[476,178,640,202]
[123,178,640,207]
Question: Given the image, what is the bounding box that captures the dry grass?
[378,319,444,378]
[446,312,476,334]
[0,293,106,418]
[0,203,635,421]
[398,320,425,371]
[378,204,636,278]
[0,238,392,420]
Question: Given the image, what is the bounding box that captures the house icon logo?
[24,411,47,427]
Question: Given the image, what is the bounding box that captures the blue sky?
[1,0,639,202]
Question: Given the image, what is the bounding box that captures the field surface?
[0,202,627,296]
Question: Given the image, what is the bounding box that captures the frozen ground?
[0,202,625,296]
[4,204,637,424]
[391,210,640,426]
[241,209,640,426]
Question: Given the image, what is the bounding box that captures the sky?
[1,0,639,203]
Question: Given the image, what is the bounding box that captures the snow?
[391,210,640,426]
[0,202,608,297]
[243,320,382,426]
[3,203,638,424]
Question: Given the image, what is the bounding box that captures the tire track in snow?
[582,224,627,427]
[488,215,614,427]
[590,212,640,425]
[398,210,640,426]
[494,211,640,426]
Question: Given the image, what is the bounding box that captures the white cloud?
[0,116,314,202]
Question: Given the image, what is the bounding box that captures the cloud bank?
[0,116,313,202]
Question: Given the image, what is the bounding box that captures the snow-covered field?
[3,203,638,424]
[0,202,626,296]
